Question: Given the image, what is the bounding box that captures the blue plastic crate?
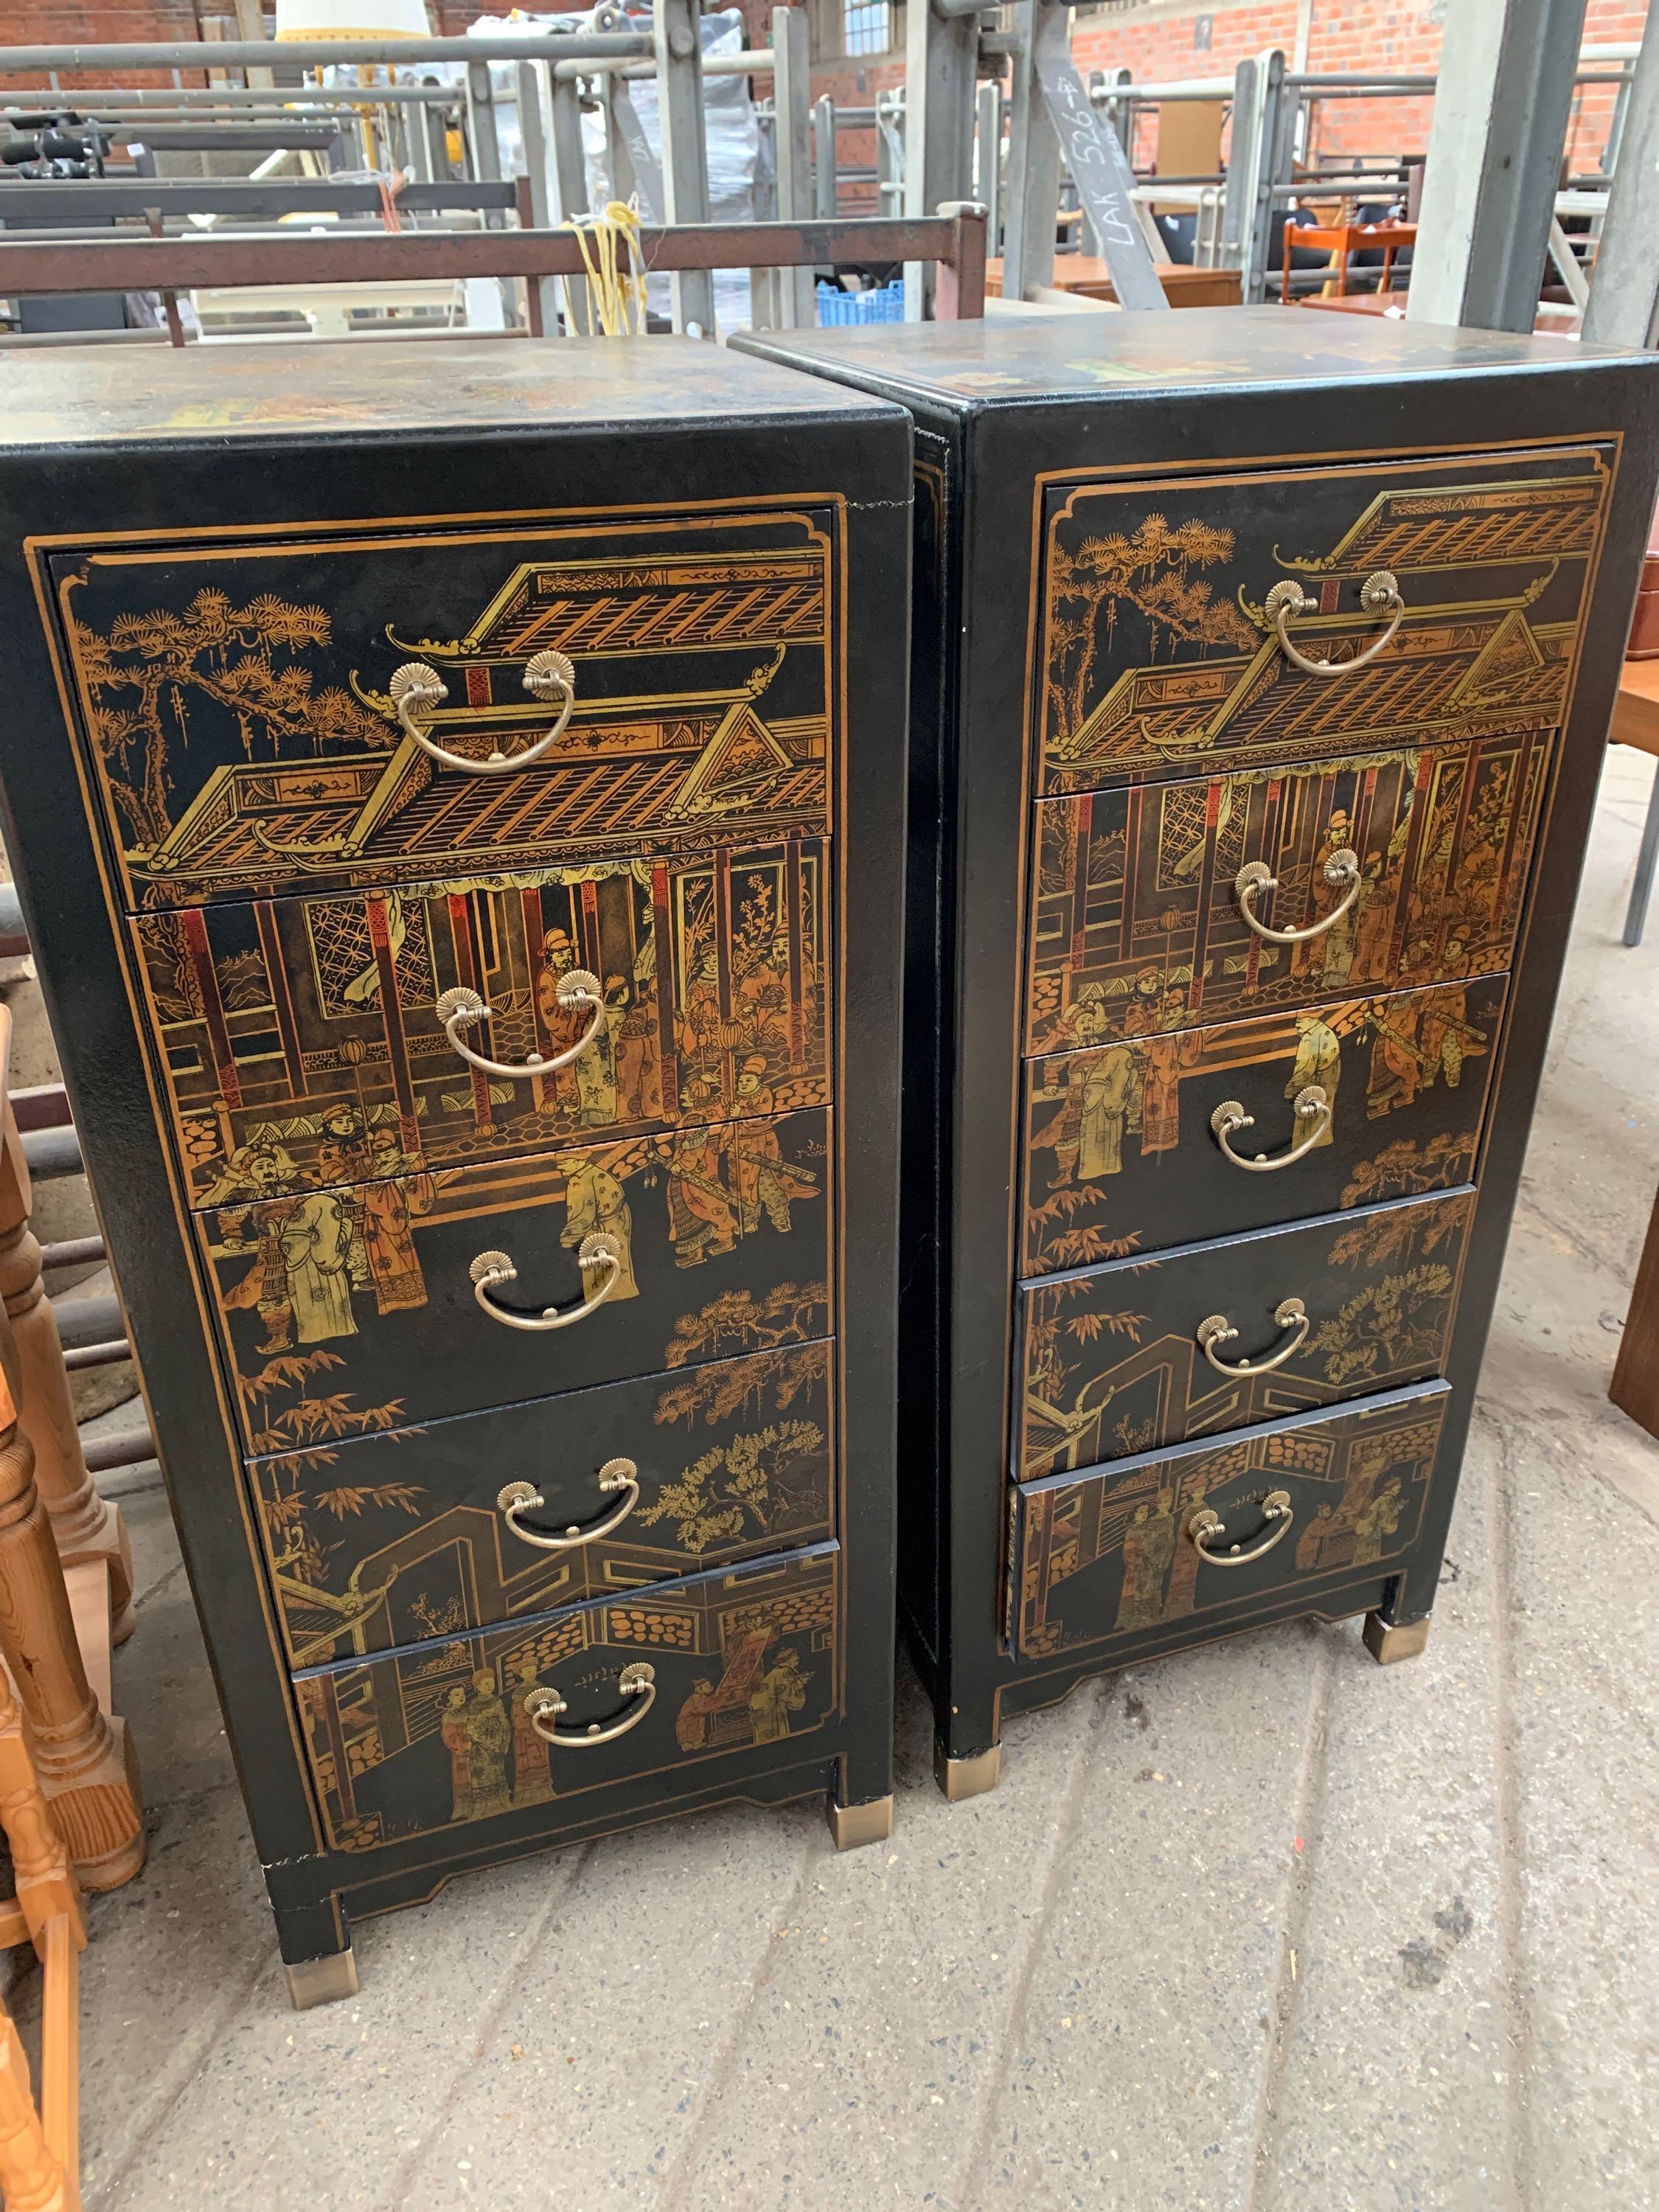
[815,280,905,326]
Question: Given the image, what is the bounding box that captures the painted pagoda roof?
[1273,470,1604,577]
[141,661,827,891]
[386,547,830,663]
[1051,603,1573,782]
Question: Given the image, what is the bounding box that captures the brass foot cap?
[284,1947,360,2011]
[934,1742,1001,1802]
[827,1793,894,1851]
[1363,1610,1430,1666]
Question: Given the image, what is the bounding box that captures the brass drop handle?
[1211,1085,1330,1173]
[388,650,576,773]
[468,1232,623,1331]
[1197,1298,1310,1377]
[1234,848,1360,944]
[1188,1490,1294,1568]
[435,974,604,1081]
[524,1663,656,1747]
[1265,568,1404,675]
[496,1458,640,1551]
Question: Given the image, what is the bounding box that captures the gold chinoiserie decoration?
[1196,1297,1310,1377]
[434,972,604,1081]
[1233,848,1361,945]
[388,648,577,773]
[1187,1489,1294,1567]
[1264,568,1404,675]
[524,1662,656,1746]
[1210,1085,1330,1172]
[468,1233,625,1332]
[495,1458,641,1551]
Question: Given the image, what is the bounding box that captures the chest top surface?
[737,307,1650,411]
[0,333,900,451]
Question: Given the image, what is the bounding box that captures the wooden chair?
[0,1661,84,2212]
[0,1011,142,1893]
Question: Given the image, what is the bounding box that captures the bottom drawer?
[294,1543,842,1855]
[1014,1383,1450,1663]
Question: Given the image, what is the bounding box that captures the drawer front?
[1015,1384,1450,1661]
[52,507,837,909]
[196,1107,832,1445]
[253,1340,835,1668]
[1016,1190,1470,1480]
[1028,734,1548,1054]
[294,1543,842,1854]
[1020,973,1507,1275]
[1035,444,1610,795]
[135,842,829,1206]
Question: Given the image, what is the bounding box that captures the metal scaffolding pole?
[1582,7,1659,349]
[514,61,561,337]
[1241,46,1290,303]
[813,95,837,220]
[904,0,978,314]
[1217,55,1257,272]
[654,0,716,335]
[0,34,651,70]
[1003,0,1061,299]
[771,7,815,328]
[1407,0,1590,331]
[548,70,591,333]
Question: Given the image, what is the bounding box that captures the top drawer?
[1033,445,1613,796]
[48,506,840,909]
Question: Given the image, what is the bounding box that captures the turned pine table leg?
[0,1121,135,1645]
[0,1304,142,1893]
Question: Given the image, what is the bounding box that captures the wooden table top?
[984,258,1242,307]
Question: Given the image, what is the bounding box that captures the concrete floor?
[21,749,1659,2211]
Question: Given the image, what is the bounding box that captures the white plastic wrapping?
[453,7,761,333]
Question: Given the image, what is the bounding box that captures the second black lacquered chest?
[737,309,1659,1795]
[0,338,910,1999]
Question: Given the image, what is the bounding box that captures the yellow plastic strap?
[564,200,648,337]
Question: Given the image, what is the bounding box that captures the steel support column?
[515,63,562,337]
[548,72,591,333]
[1407,0,1590,331]
[773,7,815,328]
[655,0,715,334]
[1582,7,1659,349]
[1003,0,1060,300]
[905,0,979,314]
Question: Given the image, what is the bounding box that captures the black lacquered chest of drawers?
[0,340,910,2000]
[737,310,1659,1795]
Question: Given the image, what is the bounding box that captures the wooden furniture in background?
[0,1119,136,1646]
[1287,215,1415,301]
[0,1665,85,2212]
[0,1014,143,1895]
[987,257,1243,307]
[1610,1180,1659,1441]
[1608,658,1659,945]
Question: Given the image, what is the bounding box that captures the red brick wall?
[815,0,1649,193]
[7,0,204,91]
